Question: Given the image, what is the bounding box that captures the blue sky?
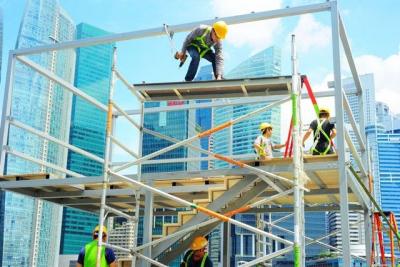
[0,0,399,158]
[1,0,399,109]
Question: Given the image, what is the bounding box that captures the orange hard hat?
[191,236,208,250]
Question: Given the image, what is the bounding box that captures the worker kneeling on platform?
[175,21,227,81]
[254,123,286,160]
[76,225,117,267]
[302,107,336,155]
[181,236,213,267]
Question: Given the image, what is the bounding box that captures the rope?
[163,24,177,56]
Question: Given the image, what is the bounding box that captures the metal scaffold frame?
[1,1,394,266]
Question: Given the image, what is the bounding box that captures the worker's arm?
[272,143,286,149]
[214,41,224,79]
[76,248,84,267]
[330,128,337,140]
[106,248,118,267]
[302,128,313,146]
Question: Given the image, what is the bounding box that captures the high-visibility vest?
[310,119,332,155]
[189,27,212,58]
[184,251,208,267]
[84,240,108,267]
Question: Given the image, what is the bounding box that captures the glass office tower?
[377,131,400,256]
[213,46,282,169]
[0,0,75,266]
[61,23,114,255]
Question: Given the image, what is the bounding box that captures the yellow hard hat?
[212,21,228,39]
[94,225,108,236]
[259,122,272,131]
[191,236,208,250]
[319,107,330,115]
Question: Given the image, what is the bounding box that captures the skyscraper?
[60,22,115,255]
[0,8,3,83]
[327,211,366,256]
[377,130,400,255]
[327,73,378,257]
[376,102,400,132]
[0,0,75,266]
[194,65,213,170]
[213,46,282,169]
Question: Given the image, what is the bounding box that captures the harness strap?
[185,251,208,267]
[190,27,212,58]
[310,119,331,155]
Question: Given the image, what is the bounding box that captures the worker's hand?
[175,51,184,61]
[216,75,223,80]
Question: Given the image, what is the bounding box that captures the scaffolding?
[0,1,394,266]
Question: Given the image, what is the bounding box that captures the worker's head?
[93,225,107,241]
[319,107,330,119]
[191,236,208,258]
[259,122,273,137]
[211,21,228,42]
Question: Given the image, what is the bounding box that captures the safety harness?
[256,136,267,157]
[189,27,212,58]
[184,251,208,267]
[310,118,332,155]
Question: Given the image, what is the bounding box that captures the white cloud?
[210,0,282,51]
[292,14,331,53]
[351,53,400,113]
[308,52,400,115]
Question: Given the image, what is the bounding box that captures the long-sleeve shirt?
[181,25,224,76]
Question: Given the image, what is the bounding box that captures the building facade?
[376,101,400,132]
[108,221,136,258]
[0,8,3,83]
[377,131,400,256]
[0,0,75,266]
[60,22,114,255]
[194,65,213,170]
[327,73,377,258]
[213,46,282,169]
[327,211,365,256]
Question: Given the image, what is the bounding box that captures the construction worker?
[175,21,228,81]
[180,236,213,267]
[76,225,117,267]
[302,107,337,155]
[254,123,286,160]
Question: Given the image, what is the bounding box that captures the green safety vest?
[310,118,332,155]
[189,27,212,58]
[184,251,208,267]
[84,240,108,267]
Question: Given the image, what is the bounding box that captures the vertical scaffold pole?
[331,2,352,266]
[96,47,117,267]
[132,99,145,267]
[291,34,304,267]
[0,52,16,174]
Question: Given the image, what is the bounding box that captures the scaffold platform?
[0,155,363,213]
[134,76,292,100]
